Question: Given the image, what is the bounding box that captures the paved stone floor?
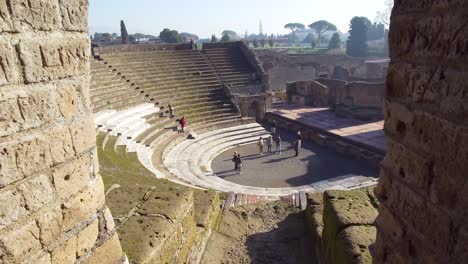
[211,127,379,188]
[269,104,387,152]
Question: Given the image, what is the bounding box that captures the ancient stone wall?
[305,187,379,264]
[286,80,330,107]
[337,82,385,109]
[374,1,468,263]
[255,50,369,91]
[0,1,124,263]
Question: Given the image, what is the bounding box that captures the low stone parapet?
[305,187,378,264]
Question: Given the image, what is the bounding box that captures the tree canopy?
[375,0,393,26]
[328,33,341,49]
[221,30,239,40]
[367,22,385,41]
[211,34,218,43]
[346,16,370,57]
[120,20,129,44]
[284,23,305,43]
[159,28,182,43]
[180,32,199,41]
[220,33,231,42]
[308,20,337,46]
[268,39,274,47]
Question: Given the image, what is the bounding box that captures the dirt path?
[201,201,316,264]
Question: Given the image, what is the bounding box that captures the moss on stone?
[336,225,376,264]
[322,188,378,264]
[95,132,223,263]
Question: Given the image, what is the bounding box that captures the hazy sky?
[89,0,387,38]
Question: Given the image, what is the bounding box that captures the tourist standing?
[236,153,243,174]
[168,104,174,118]
[271,121,277,134]
[294,139,299,157]
[275,134,282,155]
[257,137,264,155]
[232,152,239,171]
[296,131,302,148]
[179,116,186,133]
[266,135,273,153]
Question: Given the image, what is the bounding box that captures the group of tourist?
[257,134,282,155]
[231,123,304,175]
[166,104,187,133]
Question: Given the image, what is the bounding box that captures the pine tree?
[120,20,129,44]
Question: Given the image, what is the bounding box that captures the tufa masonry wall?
[0,0,124,263]
[373,0,468,263]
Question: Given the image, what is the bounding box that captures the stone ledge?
[305,186,378,264]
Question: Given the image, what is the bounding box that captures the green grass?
[96,132,160,190]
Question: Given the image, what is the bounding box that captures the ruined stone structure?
[286,79,385,121]
[0,0,124,263]
[373,1,468,262]
[256,50,382,91]
[286,80,330,107]
[305,187,379,264]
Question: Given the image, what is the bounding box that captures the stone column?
[373,1,468,263]
[0,1,124,263]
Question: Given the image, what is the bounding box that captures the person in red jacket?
[179,116,186,133]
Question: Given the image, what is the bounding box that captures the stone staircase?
[203,47,261,88]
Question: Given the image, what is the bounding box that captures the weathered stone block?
[69,116,96,154]
[0,1,15,32]
[19,38,89,83]
[24,252,51,264]
[77,219,99,257]
[36,206,63,246]
[59,0,88,32]
[17,87,55,126]
[18,174,56,212]
[83,233,122,264]
[335,225,376,264]
[61,177,105,232]
[10,0,60,31]
[0,188,27,230]
[0,41,20,86]
[52,153,92,200]
[0,135,52,187]
[57,83,78,118]
[0,220,41,263]
[48,125,75,165]
[0,97,23,137]
[102,207,115,233]
[51,234,77,264]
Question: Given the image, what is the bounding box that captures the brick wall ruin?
[286,79,385,121]
[256,50,371,90]
[374,1,468,262]
[0,0,124,263]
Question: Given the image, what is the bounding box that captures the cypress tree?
[121,20,129,44]
[328,33,341,49]
[346,17,369,57]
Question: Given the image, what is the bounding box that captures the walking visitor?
[232,152,242,175]
[179,116,186,133]
[257,137,264,155]
[266,135,273,153]
[275,134,282,155]
[294,139,300,157]
[168,104,174,118]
